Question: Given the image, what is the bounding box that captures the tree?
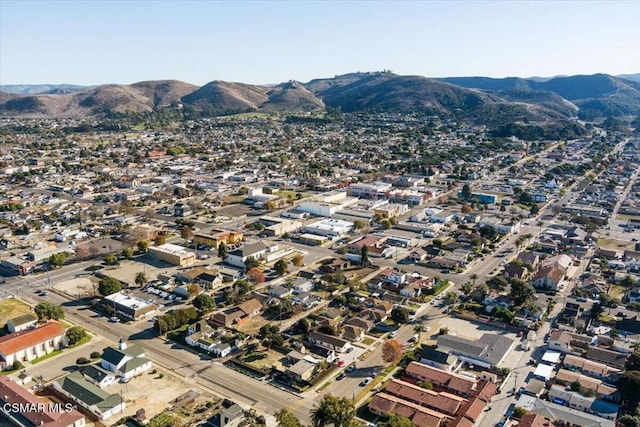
[246,267,265,284]
[461,204,473,214]
[470,273,478,287]
[391,306,410,324]
[154,235,166,246]
[512,407,528,419]
[530,204,539,215]
[181,226,194,242]
[275,409,302,427]
[417,380,433,390]
[354,220,366,230]
[48,252,67,268]
[626,352,640,371]
[186,283,201,297]
[292,254,304,267]
[619,370,640,407]
[135,272,147,287]
[137,240,149,253]
[386,414,414,427]
[193,293,216,313]
[34,301,65,321]
[66,326,87,345]
[360,245,370,266]
[218,242,228,259]
[245,256,260,269]
[461,183,472,199]
[461,282,474,298]
[413,325,426,342]
[104,254,119,266]
[122,247,134,259]
[444,291,458,306]
[380,219,392,230]
[274,259,288,276]
[510,280,536,307]
[311,394,355,427]
[98,277,122,296]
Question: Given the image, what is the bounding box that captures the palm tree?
[470,274,478,287]
[311,398,332,427]
[444,291,458,308]
[134,272,147,287]
[414,325,426,342]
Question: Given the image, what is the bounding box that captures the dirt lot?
[110,367,208,421]
[74,238,126,261]
[216,203,253,218]
[0,298,32,328]
[241,350,286,371]
[54,277,97,298]
[597,237,636,251]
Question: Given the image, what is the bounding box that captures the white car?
[361,377,373,386]
[389,331,397,338]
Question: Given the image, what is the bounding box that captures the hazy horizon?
[1,0,639,86]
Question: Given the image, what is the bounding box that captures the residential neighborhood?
[1,113,640,427]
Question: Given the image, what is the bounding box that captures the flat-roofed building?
[103,291,157,321]
[149,243,196,266]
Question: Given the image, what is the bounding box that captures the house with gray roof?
[436,333,514,368]
[81,364,117,388]
[100,339,152,380]
[52,371,124,420]
[6,313,38,333]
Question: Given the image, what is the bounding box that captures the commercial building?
[436,333,515,368]
[102,291,157,321]
[149,243,196,266]
[303,218,354,238]
[192,229,244,249]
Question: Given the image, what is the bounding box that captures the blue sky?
[1,0,638,85]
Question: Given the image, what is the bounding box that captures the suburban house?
[405,361,497,400]
[206,402,245,427]
[176,267,223,290]
[419,347,459,371]
[211,298,262,327]
[308,331,352,353]
[81,364,117,389]
[6,313,38,333]
[531,265,565,290]
[286,359,318,382]
[100,340,152,380]
[0,376,86,427]
[184,320,235,357]
[53,371,124,421]
[0,320,67,370]
[562,354,620,380]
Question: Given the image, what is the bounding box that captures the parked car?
[389,331,397,338]
[361,377,373,386]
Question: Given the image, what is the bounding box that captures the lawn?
[30,349,64,364]
[362,337,375,346]
[0,299,32,329]
[242,350,284,371]
[609,285,626,301]
[68,335,92,349]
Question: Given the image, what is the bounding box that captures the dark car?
[336,373,345,380]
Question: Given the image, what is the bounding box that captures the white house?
[100,340,152,380]
[81,364,117,389]
[6,313,38,333]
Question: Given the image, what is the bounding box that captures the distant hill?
[0,72,636,126]
[618,73,640,83]
[439,74,640,117]
[0,84,91,95]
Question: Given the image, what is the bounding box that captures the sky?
[1,0,639,86]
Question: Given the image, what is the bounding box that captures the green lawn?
[30,349,64,364]
[68,335,92,349]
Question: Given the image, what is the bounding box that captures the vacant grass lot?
[0,298,32,328]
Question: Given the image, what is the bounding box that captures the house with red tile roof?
[0,376,85,427]
[0,321,67,370]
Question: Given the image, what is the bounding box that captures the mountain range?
[1,72,639,124]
